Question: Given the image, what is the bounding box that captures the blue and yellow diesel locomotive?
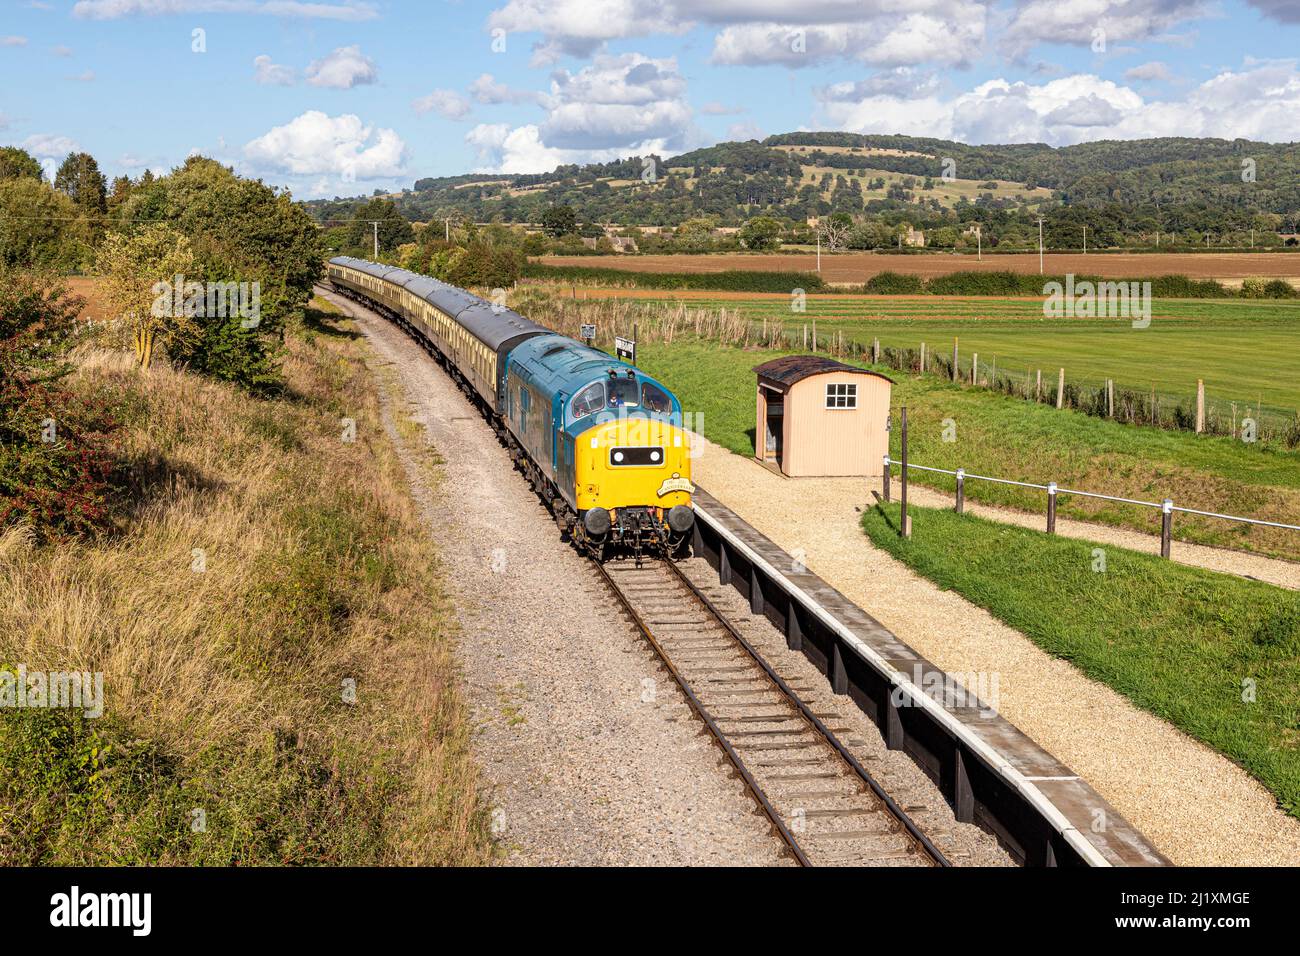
[327,256,695,559]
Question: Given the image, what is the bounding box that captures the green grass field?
[619,293,1300,427]
[637,340,1300,559]
[861,501,1300,820]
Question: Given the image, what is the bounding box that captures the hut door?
[765,389,784,464]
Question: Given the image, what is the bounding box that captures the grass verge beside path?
[636,341,1300,560]
[0,300,493,865]
[862,501,1300,819]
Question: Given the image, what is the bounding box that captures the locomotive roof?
[330,256,549,352]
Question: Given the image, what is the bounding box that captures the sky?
[2,0,1300,200]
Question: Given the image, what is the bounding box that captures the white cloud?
[2,36,29,47]
[305,45,377,88]
[412,89,472,120]
[72,0,377,20]
[816,61,1300,145]
[539,53,691,149]
[21,133,79,158]
[1124,60,1172,81]
[253,54,295,85]
[699,101,743,115]
[1245,0,1300,23]
[465,52,697,170]
[70,69,96,81]
[466,122,677,174]
[1000,0,1211,60]
[243,110,406,179]
[726,121,765,140]
[489,0,988,68]
[468,72,546,106]
[51,45,73,56]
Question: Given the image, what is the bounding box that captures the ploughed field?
[540,251,1300,284]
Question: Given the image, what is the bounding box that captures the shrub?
[522,262,826,292]
[0,268,119,537]
[864,271,924,294]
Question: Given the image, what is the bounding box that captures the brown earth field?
[65,276,112,321]
[539,251,1300,284]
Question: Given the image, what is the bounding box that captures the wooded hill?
[303,133,1300,245]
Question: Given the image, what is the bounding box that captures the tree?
[540,204,578,237]
[674,217,716,252]
[346,197,414,255]
[739,215,782,250]
[54,152,107,217]
[0,147,43,182]
[97,224,198,371]
[0,177,91,269]
[818,212,853,251]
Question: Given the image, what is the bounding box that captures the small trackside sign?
[615,336,636,364]
[657,473,695,497]
[580,324,596,343]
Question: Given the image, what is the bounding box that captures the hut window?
[825,382,858,409]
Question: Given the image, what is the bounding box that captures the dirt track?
[541,251,1300,284]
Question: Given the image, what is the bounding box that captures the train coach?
[327,256,695,561]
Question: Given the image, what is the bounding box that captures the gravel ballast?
[325,290,785,866]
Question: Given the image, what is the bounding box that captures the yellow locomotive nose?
[575,416,694,513]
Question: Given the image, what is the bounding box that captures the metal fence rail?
[882,453,1300,558]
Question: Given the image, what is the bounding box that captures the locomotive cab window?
[825,383,858,409]
[570,382,605,419]
[642,381,671,413]
[606,377,639,409]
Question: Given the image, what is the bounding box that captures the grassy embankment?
[862,501,1300,818]
[633,340,1300,560]
[0,300,493,865]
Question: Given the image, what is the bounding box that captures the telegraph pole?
[373,221,379,259]
[1083,225,1087,255]
[1037,217,1045,274]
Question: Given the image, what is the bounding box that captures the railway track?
[598,556,950,867]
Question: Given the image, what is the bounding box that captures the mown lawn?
[637,340,1300,559]
[860,501,1300,819]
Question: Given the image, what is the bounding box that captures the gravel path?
[322,289,784,866]
[693,439,1300,866]
[901,482,1300,591]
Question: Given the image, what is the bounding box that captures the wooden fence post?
[812,319,818,353]
[873,338,880,364]
[900,407,910,538]
[1036,369,1042,400]
[971,352,978,386]
[882,454,891,502]
[919,342,926,374]
[1196,379,1205,434]
[955,468,965,514]
[952,337,959,382]
[1106,379,1114,418]
[1161,499,1173,558]
[1046,482,1057,533]
[1056,368,1065,409]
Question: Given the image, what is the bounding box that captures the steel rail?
[661,560,950,867]
[593,560,813,866]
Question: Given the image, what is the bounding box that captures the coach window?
[571,381,605,419]
[825,382,857,409]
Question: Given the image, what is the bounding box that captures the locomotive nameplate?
[657,474,695,497]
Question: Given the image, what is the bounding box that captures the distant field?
[579,290,1300,425]
[637,341,1300,560]
[540,251,1300,284]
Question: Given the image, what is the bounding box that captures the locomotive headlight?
[650,450,661,462]
[613,451,625,463]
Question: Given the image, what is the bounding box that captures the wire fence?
[881,454,1300,558]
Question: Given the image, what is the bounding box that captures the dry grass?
[0,303,492,865]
